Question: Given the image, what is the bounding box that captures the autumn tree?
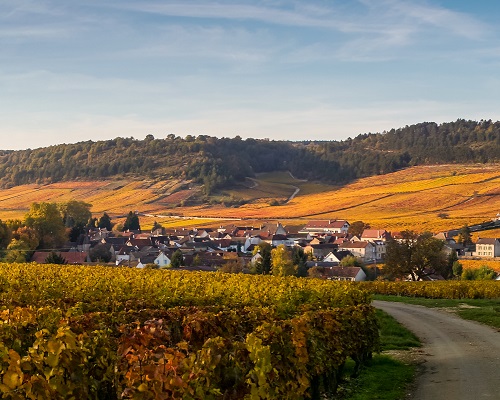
[348,221,370,238]
[383,231,448,281]
[271,245,296,276]
[24,202,67,249]
[59,200,92,228]
[4,239,31,263]
[90,244,112,263]
[12,226,39,250]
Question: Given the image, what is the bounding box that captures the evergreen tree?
[98,213,113,231]
[292,246,308,277]
[45,252,67,264]
[170,250,183,268]
[123,211,141,232]
[252,242,272,274]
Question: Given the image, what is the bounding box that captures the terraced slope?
[0,164,498,232]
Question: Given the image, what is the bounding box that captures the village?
[29,216,500,281]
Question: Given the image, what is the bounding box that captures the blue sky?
[1,0,500,150]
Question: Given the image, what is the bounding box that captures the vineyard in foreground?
[0,264,378,399]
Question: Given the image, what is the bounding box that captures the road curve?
[374,300,500,400]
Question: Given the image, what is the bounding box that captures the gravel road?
[374,300,500,400]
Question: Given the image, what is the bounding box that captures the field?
[459,259,500,272]
[174,164,500,232]
[0,164,498,232]
[0,263,378,399]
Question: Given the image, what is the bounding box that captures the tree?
[12,226,39,250]
[90,244,112,263]
[151,221,163,234]
[292,246,308,277]
[383,231,448,281]
[220,260,243,274]
[348,221,370,238]
[123,211,141,232]
[59,200,92,228]
[4,239,31,263]
[452,261,463,278]
[252,242,272,274]
[307,266,324,279]
[457,225,472,247]
[170,250,183,268]
[0,220,12,255]
[45,252,67,264]
[462,265,496,281]
[339,255,363,268]
[98,213,113,231]
[24,202,67,249]
[271,245,296,276]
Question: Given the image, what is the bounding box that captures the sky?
[2,0,500,150]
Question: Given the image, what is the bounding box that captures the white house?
[474,238,500,258]
[154,251,171,268]
[323,250,353,263]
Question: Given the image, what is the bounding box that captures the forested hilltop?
[0,119,498,191]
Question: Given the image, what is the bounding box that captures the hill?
[0,119,499,193]
[0,164,498,233]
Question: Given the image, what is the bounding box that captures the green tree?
[476,265,496,280]
[59,200,92,228]
[271,245,296,276]
[192,254,202,267]
[339,255,363,267]
[457,225,472,246]
[252,242,272,274]
[151,221,163,233]
[292,246,308,277]
[383,231,448,281]
[25,202,67,249]
[0,220,12,256]
[123,211,141,232]
[452,261,463,278]
[170,250,183,268]
[4,239,31,263]
[89,244,112,263]
[97,212,113,231]
[45,252,67,264]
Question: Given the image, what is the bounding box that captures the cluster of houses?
[30,219,500,281]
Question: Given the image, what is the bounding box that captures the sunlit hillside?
[0,164,498,233]
[177,164,500,232]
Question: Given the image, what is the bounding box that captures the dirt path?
[374,301,500,400]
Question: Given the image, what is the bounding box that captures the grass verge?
[336,308,420,399]
[337,355,415,400]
